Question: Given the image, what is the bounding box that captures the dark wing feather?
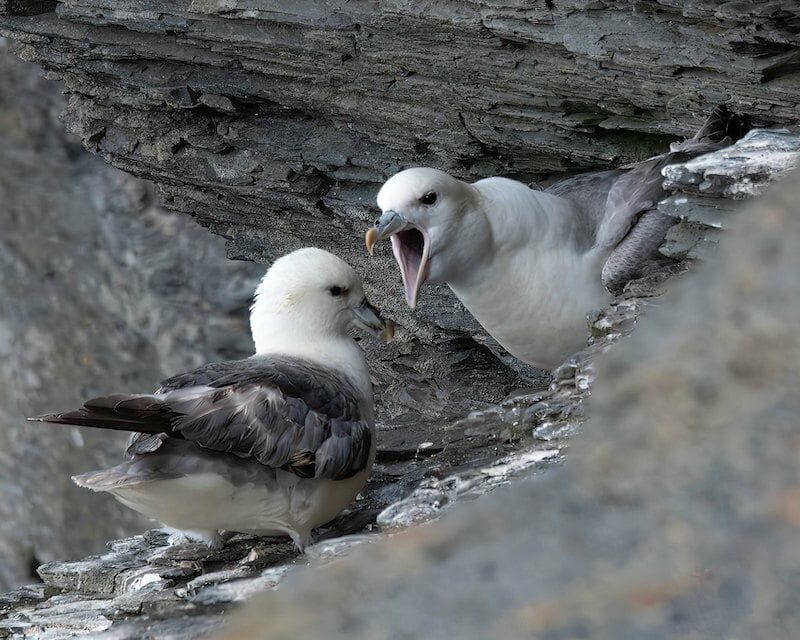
[597,106,747,252]
[125,361,250,455]
[32,394,175,433]
[31,356,371,481]
[547,106,747,291]
[599,209,677,294]
[157,360,248,391]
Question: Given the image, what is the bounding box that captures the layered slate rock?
[0,2,799,637]
[218,169,800,640]
[0,1,798,330]
[0,531,291,638]
[659,127,800,261]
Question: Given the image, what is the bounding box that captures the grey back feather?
[546,106,746,290]
[49,355,372,481]
[544,169,625,252]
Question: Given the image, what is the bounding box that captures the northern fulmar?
[30,248,394,550]
[365,107,744,368]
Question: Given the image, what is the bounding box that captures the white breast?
[110,460,373,547]
[450,244,610,369]
[444,178,612,369]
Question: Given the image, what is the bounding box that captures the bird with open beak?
[365,107,744,369]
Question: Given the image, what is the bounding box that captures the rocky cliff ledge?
[2,1,799,317]
[0,1,799,638]
[2,0,798,449]
[221,170,800,640]
[0,130,797,639]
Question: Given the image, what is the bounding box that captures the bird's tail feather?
[669,105,749,156]
[72,468,136,491]
[684,105,749,146]
[616,106,749,173]
[28,394,174,434]
[72,465,177,491]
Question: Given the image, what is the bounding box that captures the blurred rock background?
[0,45,261,590]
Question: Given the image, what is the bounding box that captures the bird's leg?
[164,528,229,550]
[289,529,313,553]
[208,530,236,551]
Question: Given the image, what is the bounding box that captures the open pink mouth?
[390,227,430,309]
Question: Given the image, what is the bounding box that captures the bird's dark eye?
[329,285,346,296]
[419,191,437,206]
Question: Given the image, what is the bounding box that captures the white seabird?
[30,247,394,550]
[366,108,743,369]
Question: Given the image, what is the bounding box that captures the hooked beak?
[351,297,395,342]
[365,210,408,255]
[365,210,431,309]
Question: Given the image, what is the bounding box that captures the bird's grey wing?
[599,209,677,294]
[590,156,675,253]
[126,360,248,455]
[156,360,248,391]
[596,106,744,252]
[34,356,372,481]
[547,107,744,291]
[199,356,372,480]
[546,165,681,292]
[544,170,624,252]
[126,357,326,457]
[126,431,169,456]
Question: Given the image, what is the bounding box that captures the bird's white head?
[250,247,394,356]
[368,167,485,308]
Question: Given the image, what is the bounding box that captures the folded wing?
[548,106,746,292]
[30,355,371,481]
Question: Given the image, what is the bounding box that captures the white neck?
[251,313,373,401]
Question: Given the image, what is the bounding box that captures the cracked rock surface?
[1,0,798,333]
[1,137,797,637]
[1,1,799,637]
